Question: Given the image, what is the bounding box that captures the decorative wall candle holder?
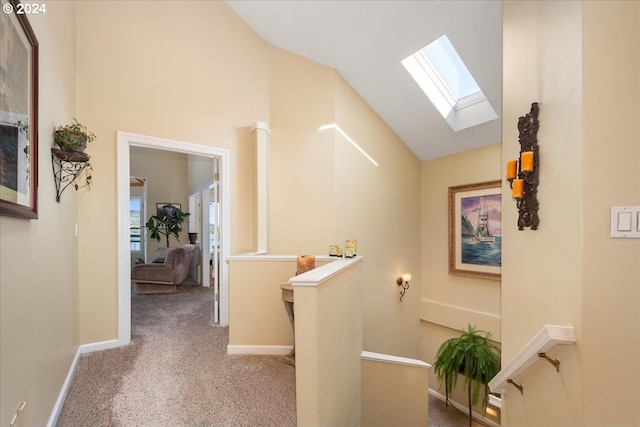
[506,103,540,230]
[344,239,357,258]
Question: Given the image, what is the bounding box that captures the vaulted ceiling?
[226,1,503,161]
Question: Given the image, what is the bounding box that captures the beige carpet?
[57,282,482,427]
[56,284,297,427]
[428,395,488,427]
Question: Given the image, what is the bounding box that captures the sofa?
[131,244,196,294]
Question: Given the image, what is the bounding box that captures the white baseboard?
[428,388,501,427]
[80,339,120,354]
[227,345,293,355]
[46,339,122,426]
[46,347,81,427]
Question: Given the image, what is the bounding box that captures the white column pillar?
[251,122,270,253]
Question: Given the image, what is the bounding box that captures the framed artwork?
[156,203,182,216]
[448,180,502,280]
[0,0,39,219]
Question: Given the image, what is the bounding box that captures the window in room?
[401,34,497,132]
[130,197,142,253]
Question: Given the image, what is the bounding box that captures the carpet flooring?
[56,284,297,427]
[428,396,486,427]
[56,283,481,427]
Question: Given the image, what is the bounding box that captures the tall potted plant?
[146,205,190,248]
[432,324,501,426]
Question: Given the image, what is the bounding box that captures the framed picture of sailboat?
[448,181,501,280]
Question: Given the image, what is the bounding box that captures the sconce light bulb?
[402,273,412,282]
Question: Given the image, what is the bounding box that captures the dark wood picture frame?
[448,180,502,280]
[0,0,39,219]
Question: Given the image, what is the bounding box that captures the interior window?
[130,197,142,253]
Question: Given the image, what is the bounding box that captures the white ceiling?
[226,1,503,161]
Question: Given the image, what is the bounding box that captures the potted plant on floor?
[146,204,190,248]
[433,324,501,426]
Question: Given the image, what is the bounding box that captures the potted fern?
[433,324,501,426]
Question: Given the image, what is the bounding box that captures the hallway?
[56,285,296,426]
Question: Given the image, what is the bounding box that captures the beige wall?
[501,3,584,425]
[502,1,640,426]
[268,46,423,357]
[0,3,79,426]
[267,46,337,255]
[334,76,423,357]
[294,260,364,427]
[581,2,640,425]
[361,355,429,427]
[75,1,270,343]
[227,257,330,348]
[420,142,501,421]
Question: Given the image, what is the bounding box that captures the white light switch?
[617,212,632,232]
[611,206,640,238]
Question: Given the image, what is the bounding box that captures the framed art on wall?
[156,203,182,216]
[0,0,39,219]
[448,180,502,280]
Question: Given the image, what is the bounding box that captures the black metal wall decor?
[506,103,540,230]
[51,148,91,202]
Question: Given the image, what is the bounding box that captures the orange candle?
[512,179,524,199]
[506,160,518,180]
[296,255,315,276]
[521,151,534,172]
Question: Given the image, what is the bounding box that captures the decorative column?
[251,122,270,253]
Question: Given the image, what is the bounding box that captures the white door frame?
[117,131,231,346]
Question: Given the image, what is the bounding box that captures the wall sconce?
[396,273,412,301]
[506,102,540,230]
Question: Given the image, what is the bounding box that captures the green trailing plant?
[53,119,96,190]
[146,205,190,248]
[54,118,96,152]
[433,324,501,426]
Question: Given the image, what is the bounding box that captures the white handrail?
[488,325,576,394]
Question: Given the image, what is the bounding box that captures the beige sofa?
[131,244,195,294]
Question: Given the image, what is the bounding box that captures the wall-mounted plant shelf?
[51,148,91,202]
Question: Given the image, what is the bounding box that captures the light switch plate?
[611,206,640,238]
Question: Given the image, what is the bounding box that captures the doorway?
[188,166,221,323]
[117,132,230,347]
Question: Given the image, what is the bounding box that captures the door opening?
[117,132,230,347]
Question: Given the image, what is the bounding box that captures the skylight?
[402,34,497,132]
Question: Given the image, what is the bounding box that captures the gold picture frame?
[448,180,502,280]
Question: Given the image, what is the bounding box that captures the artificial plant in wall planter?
[433,324,501,426]
[54,118,96,152]
[51,119,96,201]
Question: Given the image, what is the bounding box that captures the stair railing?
[488,325,576,395]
